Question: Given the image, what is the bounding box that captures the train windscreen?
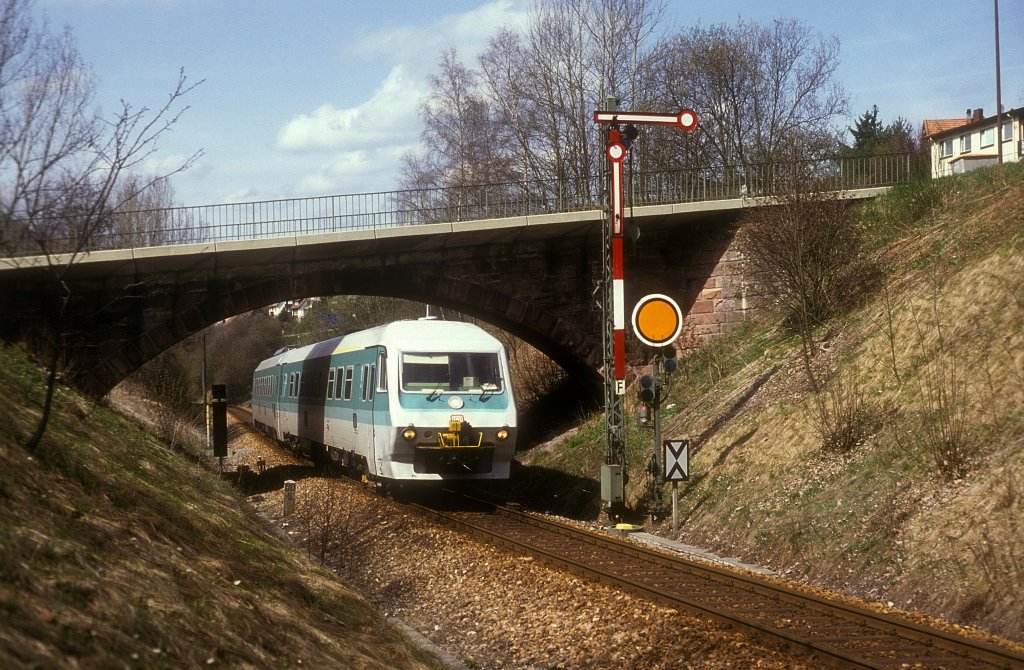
[401,352,502,393]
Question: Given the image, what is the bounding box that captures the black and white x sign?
[663,439,690,481]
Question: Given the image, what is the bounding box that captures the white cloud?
[351,0,530,67]
[293,145,413,196]
[141,151,205,179]
[274,1,531,194]
[276,65,424,153]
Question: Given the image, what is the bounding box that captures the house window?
[1002,121,1013,142]
[960,134,972,153]
[980,127,995,148]
[940,139,954,157]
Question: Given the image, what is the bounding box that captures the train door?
[369,347,388,477]
[273,364,283,437]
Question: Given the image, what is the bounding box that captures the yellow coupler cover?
[437,418,482,447]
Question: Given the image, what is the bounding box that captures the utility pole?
[994,0,1003,164]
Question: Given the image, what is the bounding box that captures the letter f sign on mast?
[593,108,698,389]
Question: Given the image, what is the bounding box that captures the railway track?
[225,406,1023,668]
[413,493,1024,670]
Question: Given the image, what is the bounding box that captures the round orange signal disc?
[632,294,683,347]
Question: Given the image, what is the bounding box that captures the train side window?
[360,365,370,401]
[376,352,387,392]
[342,366,354,401]
[367,365,375,401]
[326,367,337,399]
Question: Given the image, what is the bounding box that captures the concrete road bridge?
[0,154,911,395]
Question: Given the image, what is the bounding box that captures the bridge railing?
[4,153,911,257]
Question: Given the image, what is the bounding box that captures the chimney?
[972,108,984,122]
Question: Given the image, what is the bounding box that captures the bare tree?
[105,174,195,248]
[735,161,874,389]
[403,6,848,213]
[477,0,666,200]
[400,0,666,205]
[0,0,202,451]
[399,49,514,221]
[652,18,847,171]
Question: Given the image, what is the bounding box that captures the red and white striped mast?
[593,104,697,514]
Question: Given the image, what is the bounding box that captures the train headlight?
[496,426,510,441]
[402,426,417,442]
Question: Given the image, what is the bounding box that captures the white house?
[267,297,319,321]
[923,106,1023,178]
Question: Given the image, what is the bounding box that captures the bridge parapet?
[3,154,911,258]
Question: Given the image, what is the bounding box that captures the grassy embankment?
[521,163,1024,641]
[0,346,445,669]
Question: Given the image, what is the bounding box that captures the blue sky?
[37,0,1024,207]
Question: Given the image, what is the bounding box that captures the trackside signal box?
[211,384,227,457]
[601,464,623,503]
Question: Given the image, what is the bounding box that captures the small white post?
[672,481,679,533]
[283,480,296,517]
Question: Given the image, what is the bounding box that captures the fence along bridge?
[3,153,911,259]
[0,154,911,395]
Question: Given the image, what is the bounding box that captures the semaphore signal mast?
[593,99,697,517]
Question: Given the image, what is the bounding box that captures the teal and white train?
[251,319,517,483]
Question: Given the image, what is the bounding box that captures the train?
[251,318,517,485]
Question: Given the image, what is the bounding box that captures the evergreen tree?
[849,105,885,152]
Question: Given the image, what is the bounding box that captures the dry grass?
[0,343,444,669]
[657,164,1024,641]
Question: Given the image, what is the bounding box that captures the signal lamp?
[402,426,417,441]
[661,346,678,373]
[497,427,510,441]
[622,124,639,149]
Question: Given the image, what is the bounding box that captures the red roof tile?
[922,118,970,138]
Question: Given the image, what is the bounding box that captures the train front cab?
[376,346,517,482]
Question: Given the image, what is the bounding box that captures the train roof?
[254,319,503,371]
[342,319,502,353]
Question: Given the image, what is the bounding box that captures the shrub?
[736,187,877,335]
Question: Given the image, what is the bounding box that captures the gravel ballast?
[230,412,814,670]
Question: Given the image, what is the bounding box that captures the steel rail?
[414,496,1024,670]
